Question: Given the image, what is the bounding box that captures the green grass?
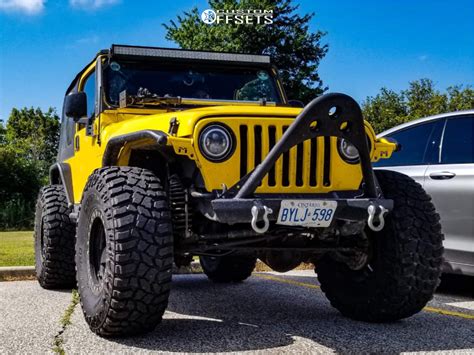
[0,231,34,267]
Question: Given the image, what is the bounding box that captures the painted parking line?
[446,301,474,311]
[424,306,474,320]
[255,273,474,321]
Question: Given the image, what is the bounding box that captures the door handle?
[429,171,456,180]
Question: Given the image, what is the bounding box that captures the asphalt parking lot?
[1,270,473,354]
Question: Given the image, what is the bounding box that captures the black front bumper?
[211,197,393,225]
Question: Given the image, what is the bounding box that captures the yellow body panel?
[64,61,396,203]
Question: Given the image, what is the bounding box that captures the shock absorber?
[168,174,193,240]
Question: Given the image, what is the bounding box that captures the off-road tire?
[34,185,76,289]
[76,167,173,337]
[200,255,256,283]
[316,169,444,322]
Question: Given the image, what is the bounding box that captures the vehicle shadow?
[109,273,474,353]
[438,273,474,298]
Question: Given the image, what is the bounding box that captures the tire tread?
[34,185,76,289]
[317,170,444,322]
[77,166,173,336]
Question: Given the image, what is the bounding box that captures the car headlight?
[338,138,360,163]
[199,125,234,162]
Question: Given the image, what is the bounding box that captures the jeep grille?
[238,123,331,189]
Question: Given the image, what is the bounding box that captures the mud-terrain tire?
[200,255,256,283]
[75,167,173,337]
[34,185,76,289]
[316,169,444,322]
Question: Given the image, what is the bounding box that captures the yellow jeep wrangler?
[34,45,443,336]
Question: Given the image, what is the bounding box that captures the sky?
[0,0,473,122]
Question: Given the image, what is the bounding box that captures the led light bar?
[111,44,271,64]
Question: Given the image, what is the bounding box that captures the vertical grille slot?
[309,138,318,186]
[254,125,262,166]
[239,125,248,178]
[282,126,290,187]
[296,143,304,186]
[268,126,276,186]
[323,136,331,186]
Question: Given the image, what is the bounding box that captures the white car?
[376,110,474,276]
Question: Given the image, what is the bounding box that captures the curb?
[0,262,204,282]
[0,266,36,281]
[0,260,314,281]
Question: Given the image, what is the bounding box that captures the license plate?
[277,200,337,227]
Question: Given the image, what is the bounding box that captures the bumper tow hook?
[251,204,273,234]
[367,204,388,232]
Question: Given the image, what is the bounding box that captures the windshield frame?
[102,58,287,108]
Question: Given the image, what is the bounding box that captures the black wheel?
[34,185,76,289]
[75,167,173,337]
[316,170,444,322]
[200,255,256,283]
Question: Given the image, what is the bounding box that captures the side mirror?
[64,92,87,121]
[288,99,304,108]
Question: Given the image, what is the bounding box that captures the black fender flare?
[49,162,74,206]
[102,130,168,166]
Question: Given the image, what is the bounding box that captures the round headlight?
[338,138,360,163]
[199,125,233,161]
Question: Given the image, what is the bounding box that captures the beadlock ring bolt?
[251,205,273,234]
[367,204,388,232]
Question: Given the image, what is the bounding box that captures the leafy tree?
[0,107,60,229]
[0,145,42,230]
[447,85,474,111]
[361,88,407,134]
[164,0,328,102]
[5,107,60,179]
[404,78,447,120]
[0,120,6,145]
[0,145,41,203]
[362,79,474,133]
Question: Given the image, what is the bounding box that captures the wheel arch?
[102,129,201,185]
[102,130,168,167]
[49,162,74,207]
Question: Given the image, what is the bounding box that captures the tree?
[404,78,447,120]
[164,0,328,103]
[0,145,41,203]
[0,107,60,229]
[361,88,407,134]
[0,120,6,145]
[5,107,60,179]
[362,79,474,133]
[447,85,474,111]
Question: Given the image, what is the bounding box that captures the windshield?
[104,60,282,105]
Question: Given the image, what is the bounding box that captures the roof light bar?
[111,45,271,64]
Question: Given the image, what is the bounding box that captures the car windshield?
[104,60,282,105]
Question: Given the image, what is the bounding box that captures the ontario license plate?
[277,200,337,227]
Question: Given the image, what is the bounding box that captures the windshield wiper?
[119,89,182,108]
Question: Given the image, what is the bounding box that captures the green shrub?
[0,198,35,231]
